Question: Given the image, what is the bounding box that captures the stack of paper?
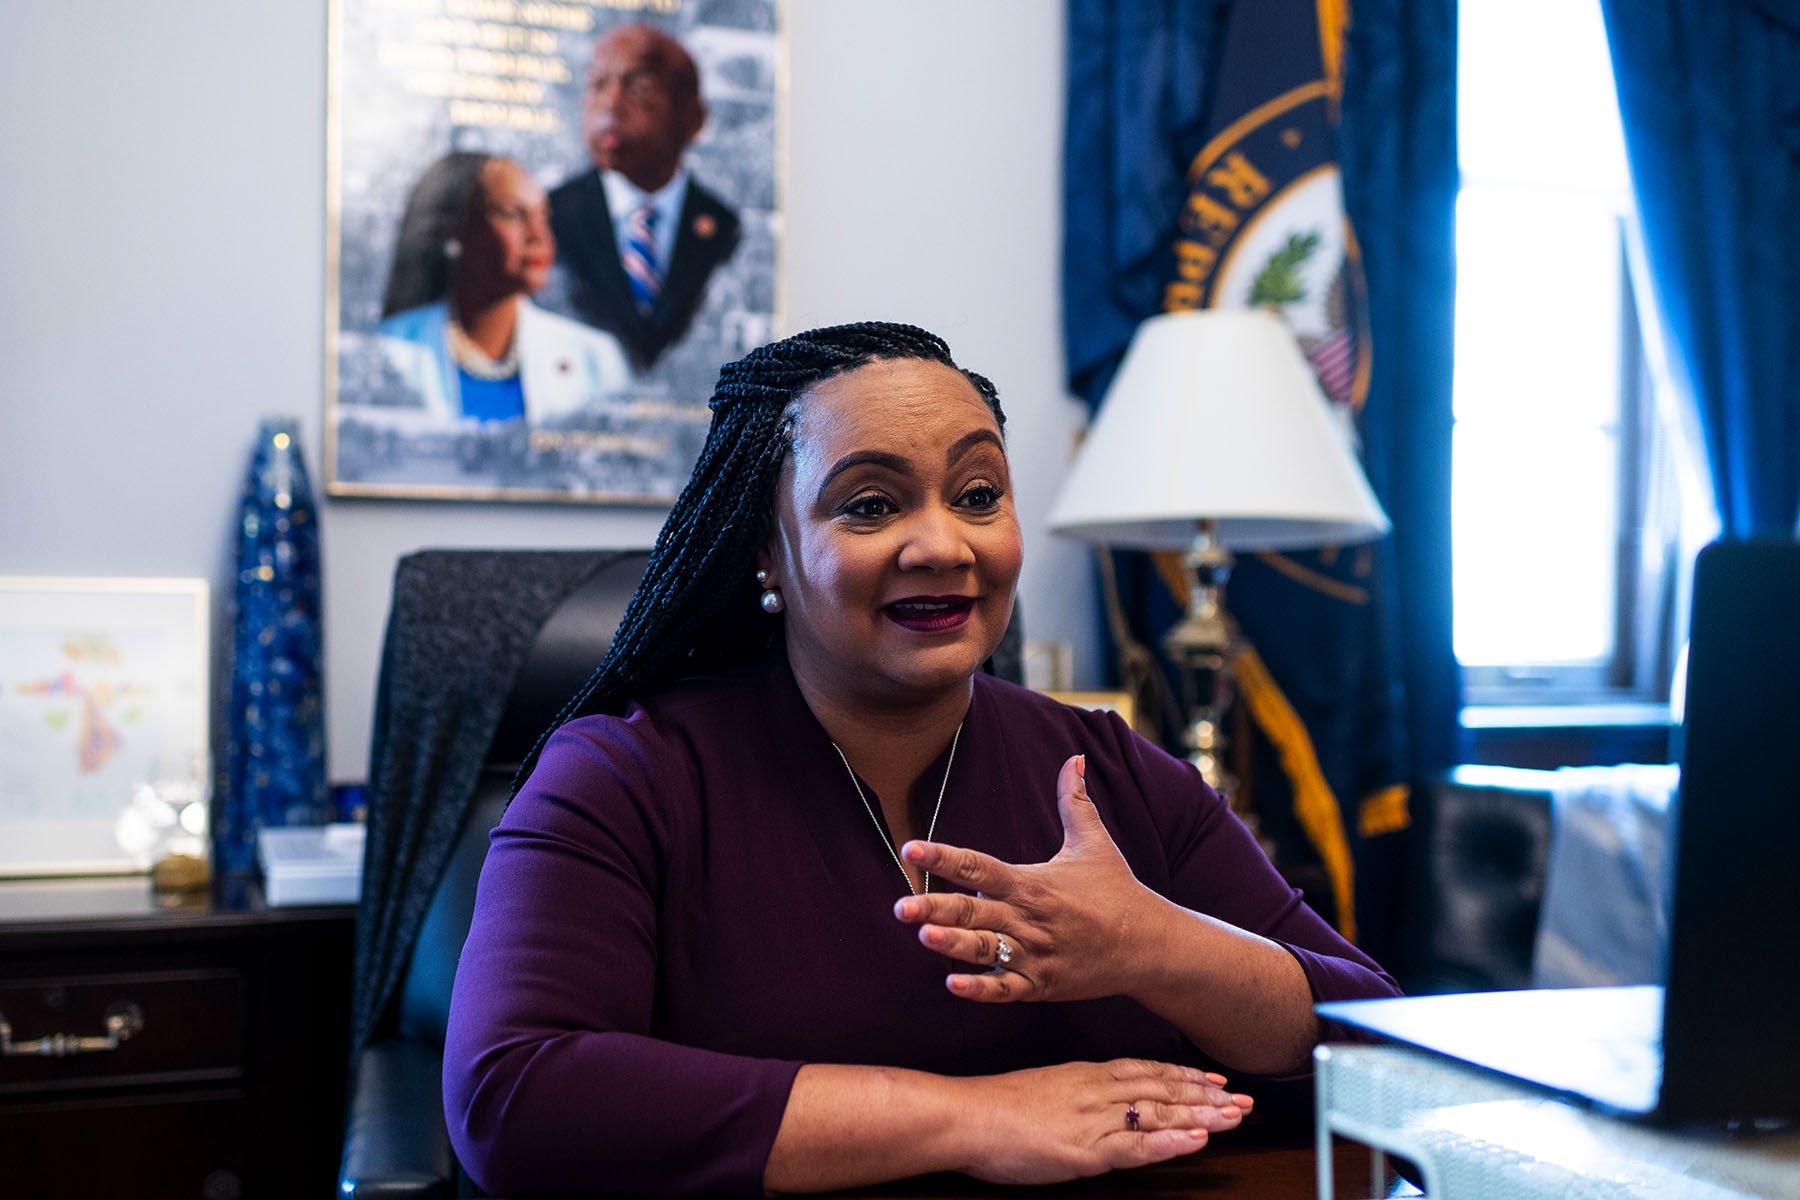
[257,823,366,906]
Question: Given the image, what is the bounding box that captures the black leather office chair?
[1404,766,1555,995]
[339,549,647,1200]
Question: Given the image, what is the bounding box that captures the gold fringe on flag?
[1233,645,1358,942]
[1357,783,1411,838]
[1317,0,1350,106]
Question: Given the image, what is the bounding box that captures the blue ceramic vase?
[217,417,327,876]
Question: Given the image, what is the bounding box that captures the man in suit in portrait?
[550,24,741,374]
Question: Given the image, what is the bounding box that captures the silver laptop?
[1320,540,1800,1126]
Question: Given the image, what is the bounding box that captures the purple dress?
[444,651,1400,1196]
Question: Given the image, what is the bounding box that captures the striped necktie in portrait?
[623,203,662,313]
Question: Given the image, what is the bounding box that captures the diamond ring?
[1125,1104,1141,1132]
[994,932,1015,967]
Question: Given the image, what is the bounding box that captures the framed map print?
[0,578,210,877]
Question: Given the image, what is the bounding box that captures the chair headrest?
[487,551,647,768]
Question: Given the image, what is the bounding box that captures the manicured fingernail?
[902,842,926,862]
[1076,755,1087,782]
[920,926,942,946]
[1205,1072,1228,1085]
[947,976,971,993]
[1231,1093,1254,1108]
[1189,1128,1208,1141]
[894,898,917,919]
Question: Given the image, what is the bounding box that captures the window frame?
[1455,216,1682,711]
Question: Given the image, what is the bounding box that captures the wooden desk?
[823,1115,1389,1198]
[0,875,354,1200]
[475,1107,1396,1199]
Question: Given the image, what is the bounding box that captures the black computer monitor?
[1660,539,1800,1123]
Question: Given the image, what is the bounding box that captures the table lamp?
[1047,308,1390,797]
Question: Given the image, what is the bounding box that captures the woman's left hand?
[893,754,1170,1004]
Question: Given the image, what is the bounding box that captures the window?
[1452,0,1697,709]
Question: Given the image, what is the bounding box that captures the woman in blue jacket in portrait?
[378,151,631,425]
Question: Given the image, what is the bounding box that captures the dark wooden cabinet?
[0,878,354,1199]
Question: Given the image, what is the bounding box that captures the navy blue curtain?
[1599,0,1800,538]
[1063,0,1234,408]
[1062,0,1461,776]
[1336,0,1462,773]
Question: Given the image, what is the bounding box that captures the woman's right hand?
[958,1058,1253,1186]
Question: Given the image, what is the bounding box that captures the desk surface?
[0,872,352,936]
[824,1119,1385,1198]
[481,1117,1388,1199]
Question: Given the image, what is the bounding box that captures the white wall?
[0,0,1096,784]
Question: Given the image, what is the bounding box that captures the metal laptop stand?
[1315,1044,1800,1199]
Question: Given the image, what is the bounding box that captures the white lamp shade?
[1047,309,1391,551]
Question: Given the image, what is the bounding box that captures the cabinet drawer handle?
[0,1002,145,1057]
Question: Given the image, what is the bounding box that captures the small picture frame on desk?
[1044,690,1138,733]
[0,577,210,878]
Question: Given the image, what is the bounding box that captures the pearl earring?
[755,569,784,614]
[444,238,463,260]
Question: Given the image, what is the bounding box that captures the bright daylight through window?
[1452,0,1699,706]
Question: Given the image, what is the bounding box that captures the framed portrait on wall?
[0,578,210,878]
[326,0,781,503]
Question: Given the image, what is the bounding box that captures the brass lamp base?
[1161,528,1275,856]
[1162,523,1239,795]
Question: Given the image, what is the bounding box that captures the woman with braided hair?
[443,322,1400,1196]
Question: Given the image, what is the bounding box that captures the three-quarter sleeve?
[442,719,802,1197]
[1102,712,1403,1008]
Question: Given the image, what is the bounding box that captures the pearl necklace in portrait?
[447,319,521,381]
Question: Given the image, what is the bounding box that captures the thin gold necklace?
[830,722,963,896]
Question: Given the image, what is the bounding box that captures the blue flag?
[1082,0,1408,942]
